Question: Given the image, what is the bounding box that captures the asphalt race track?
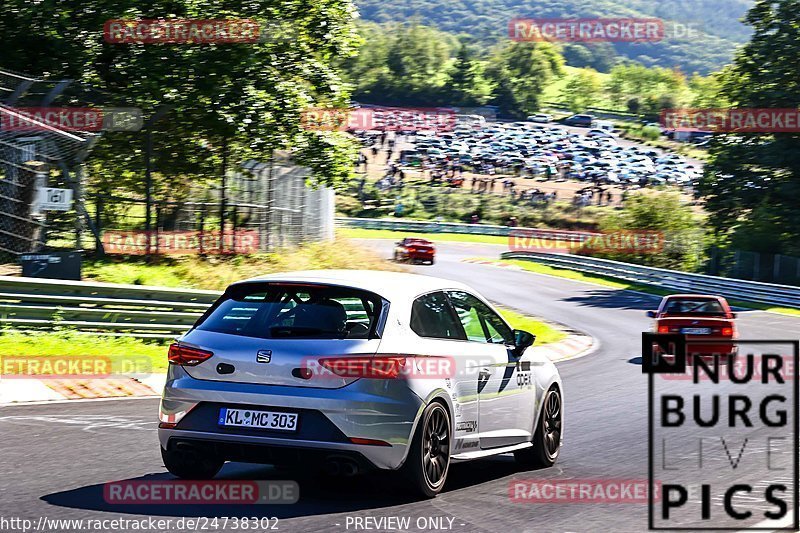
[1,241,798,533]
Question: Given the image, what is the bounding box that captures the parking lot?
[354,117,703,210]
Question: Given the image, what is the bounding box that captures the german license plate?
[681,327,711,335]
[218,408,298,431]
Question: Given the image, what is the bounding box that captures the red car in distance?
[647,294,738,359]
[393,237,436,265]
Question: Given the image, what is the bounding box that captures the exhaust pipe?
[323,457,359,477]
[341,460,358,477]
[324,460,341,477]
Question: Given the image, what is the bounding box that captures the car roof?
[232,270,472,301]
[663,294,726,300]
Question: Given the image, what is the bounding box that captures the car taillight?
[658,325,670,333]
[721,327,734,337]
[407,247,417,252]
[168,343,214,366]
[318,356,407,378]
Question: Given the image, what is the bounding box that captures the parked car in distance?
[586,128,617,139]
[527,113,553,123]
[563,114,595,127]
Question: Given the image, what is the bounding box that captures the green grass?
[498,308,567,345]
[0,331,170,374]
[492,258,800,317]
[84,238,407,290]
[340,227,510,245]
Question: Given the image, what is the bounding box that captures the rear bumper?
[158,366,424,470]
[687,338,737,357]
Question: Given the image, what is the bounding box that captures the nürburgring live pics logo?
[642,334,798,530]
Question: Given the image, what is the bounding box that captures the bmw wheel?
[515,386,562,468]
[402,402,451,498]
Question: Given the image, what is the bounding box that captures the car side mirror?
[730,312,737,319]
[646,311,657,318]
[511,329,536,357]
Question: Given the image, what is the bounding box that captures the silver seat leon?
[158,270,563,497]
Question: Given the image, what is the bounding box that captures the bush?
[580,190,708,271]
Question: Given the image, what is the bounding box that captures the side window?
[448,291,513,344]
[410,292,466,340]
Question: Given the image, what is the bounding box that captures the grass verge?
[0,331,170,374]
[490,258,800,317]
[340,227,510,245]
[84,238,407,290]
[497,307,568,345]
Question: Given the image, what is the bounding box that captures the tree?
[561,69,602,113]
[485,41,563,117]
[445,44,494,106]
[701,0,800,256]
[590,191,707,271]
[0,0,362,193]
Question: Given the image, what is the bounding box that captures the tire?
[161,446,224,480]
[515,386,562,469]
[429,258,435,265]
[400,401,451,498]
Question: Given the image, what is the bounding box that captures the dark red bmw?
[647,294,738,359]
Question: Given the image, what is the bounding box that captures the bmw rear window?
[195,283,387,339]
[663,298,726,316]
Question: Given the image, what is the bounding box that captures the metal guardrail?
[0,276,221,338]
[337,217,598,240]
[501,251,800,309]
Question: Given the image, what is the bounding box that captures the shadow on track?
[562,289,659,311]
[41,456,527,518]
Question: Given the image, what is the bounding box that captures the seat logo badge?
[256,350,272,363]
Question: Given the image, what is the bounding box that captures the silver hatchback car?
[158,270,563,497]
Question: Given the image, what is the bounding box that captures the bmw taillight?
[721,327,734,337]
[318,356,407,378]
[658,325,670,333]
[168,343,214,366]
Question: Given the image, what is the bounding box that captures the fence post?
[155,204,161,256]
[94,193,103,258]
[199,203,205,256]
[232,203,238,254]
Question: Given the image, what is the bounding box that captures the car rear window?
[663,298,726,316]
[196,283,386,339]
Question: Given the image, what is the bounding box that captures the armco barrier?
[0,276,221,338]
[501,251,800,309]
[337,217,599,241]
